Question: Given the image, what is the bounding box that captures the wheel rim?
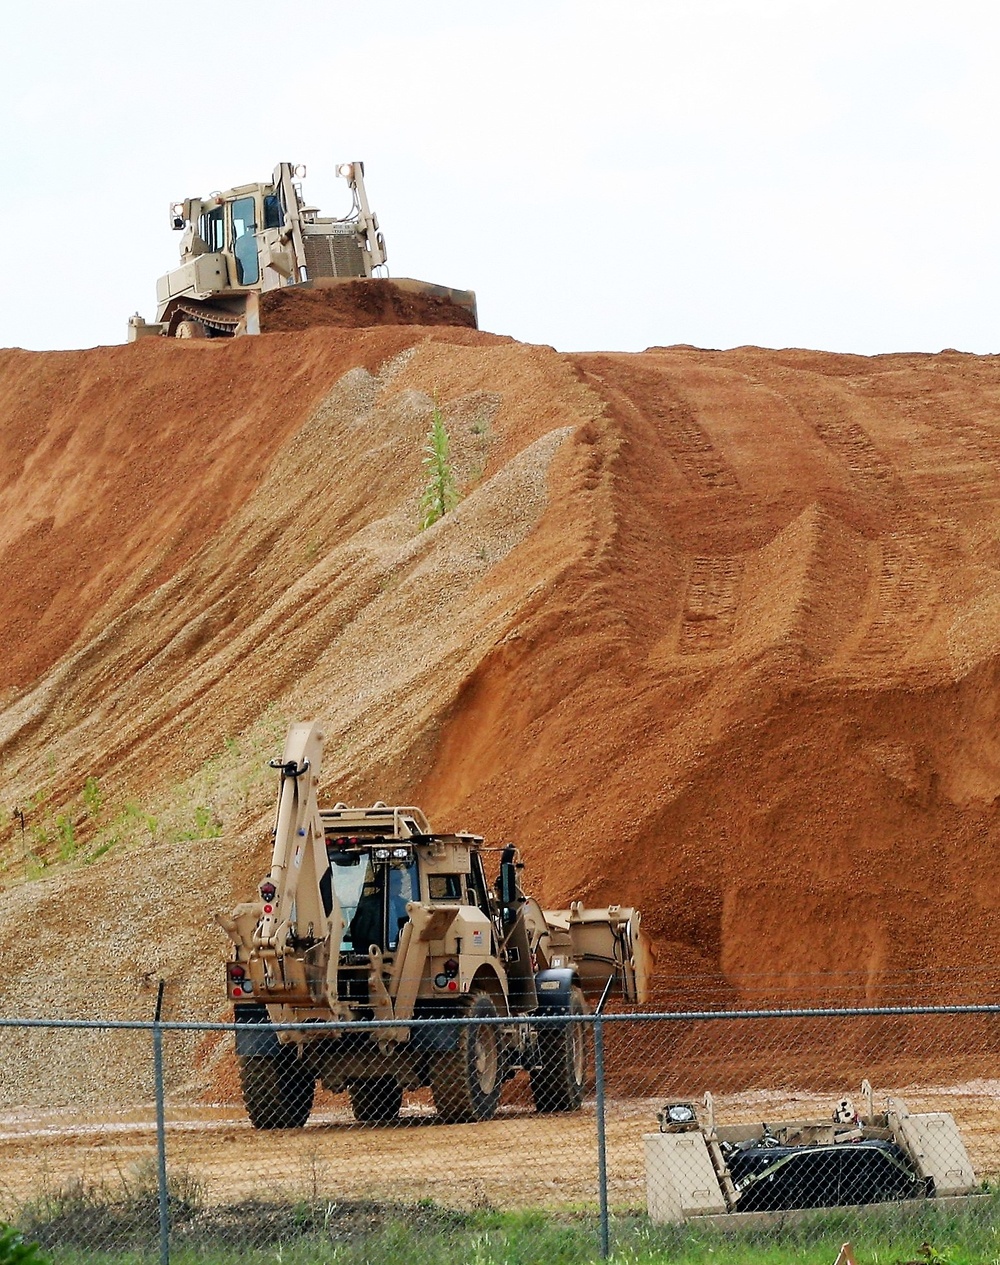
[473,1023,499,1093]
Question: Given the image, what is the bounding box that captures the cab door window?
[326,851,369,950]
[230,196,259,285]
[387,863,417,949]
[199,207,224,252]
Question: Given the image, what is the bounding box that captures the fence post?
[153,980,170,1265]
[593,975,616,1261]
[594,1012,610,1259]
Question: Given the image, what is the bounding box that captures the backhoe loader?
[217,722,650,1127]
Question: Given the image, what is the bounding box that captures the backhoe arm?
[254,722,335,956]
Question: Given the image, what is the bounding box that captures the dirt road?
[2,1084,997,1218]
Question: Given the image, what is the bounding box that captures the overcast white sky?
[3,1,998,355]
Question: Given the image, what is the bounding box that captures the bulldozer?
[216,722,650,1128]
[128,161,477,340]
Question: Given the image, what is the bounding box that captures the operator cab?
[325,843,417,953]
[189,188,275,290]
[318,808,499,962]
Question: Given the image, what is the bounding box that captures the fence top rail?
[0,1002,998,1033]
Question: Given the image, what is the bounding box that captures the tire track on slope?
[740,361,948,679]
[570,354,747,657]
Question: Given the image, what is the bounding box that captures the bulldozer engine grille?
[0,1002,993,1259]
[303,229,366,278]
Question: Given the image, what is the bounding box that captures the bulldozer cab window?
[230,196,259,285]
[199,208,224,253]
[263,194,283,230]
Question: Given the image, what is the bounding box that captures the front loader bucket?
[544,904,651,1005]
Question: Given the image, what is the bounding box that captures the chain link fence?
[1,1003,998,1263]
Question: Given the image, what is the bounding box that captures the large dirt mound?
[1,329,999,1066]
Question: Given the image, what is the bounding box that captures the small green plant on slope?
[468,412,492,485]
[54,815,76,861]
[173,805,223,842]
[82,776,103,821]
[420,406,459,529]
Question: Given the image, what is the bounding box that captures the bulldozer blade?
[246,277,478,335]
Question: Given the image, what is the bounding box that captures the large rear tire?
[238,1049,315,1129]
[530,986,588,1113]
[348,1077,403,1124]
[430,992,503,1123]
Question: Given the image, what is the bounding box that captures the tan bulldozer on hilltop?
[217,722,650,1128]
[129,161,478,340]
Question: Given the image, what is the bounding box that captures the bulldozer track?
[678,556,744,654]
[174,300,241,335]
[852,536,932,666]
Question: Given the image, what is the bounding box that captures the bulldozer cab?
[176,184,275,293]
[169,163,381,289]
[186,190,281,263]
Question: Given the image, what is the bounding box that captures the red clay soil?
[1,328,999,1040]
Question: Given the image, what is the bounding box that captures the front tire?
[430,991,503,1123]
[530,986,588,1113]
[349,1077,403,1123]
[238,1049,315,1129]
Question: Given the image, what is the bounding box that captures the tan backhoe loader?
[217,722,650,1127]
